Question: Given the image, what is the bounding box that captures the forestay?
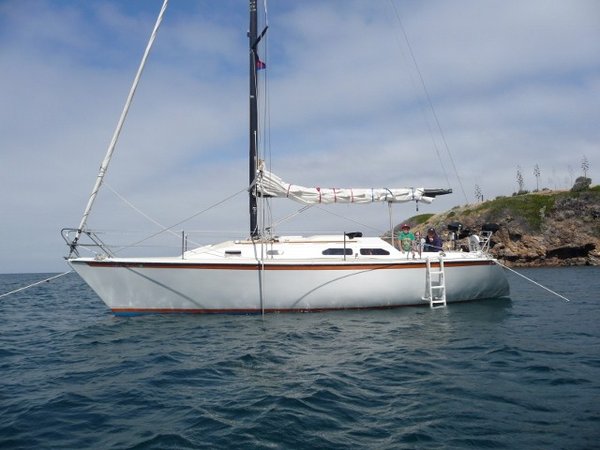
[257,170,436,204]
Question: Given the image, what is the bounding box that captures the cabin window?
[224,250,242,256]
[322,248,353,256]
[360,248,390,255]
[267,250,282,256]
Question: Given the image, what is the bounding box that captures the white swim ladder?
[423,256,447,308]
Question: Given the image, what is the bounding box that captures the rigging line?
[251,0,268,293]
[253,13,270,238]
[112,185,249,254]
[388,0,469,204]
[105,183,178,237]
[264,199,274,235]
[495,261,571,302]
[269,204,314,229]
[260,18,272,236]
[261,26,271,173]
[105,183,206,250]
[385,3,451,191]
[70,0,169,255]
[0,271,73,300]
[313,205,385,234]
[263,0,269,27]
[250,234,266,316]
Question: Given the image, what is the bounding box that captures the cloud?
[0,0,598,273]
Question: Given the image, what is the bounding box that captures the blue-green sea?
[1,267,599,449]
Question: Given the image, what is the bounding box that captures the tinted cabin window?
[360,248,390,255]
[322,248,353,256]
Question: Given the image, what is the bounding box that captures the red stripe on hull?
[83,260,495,271]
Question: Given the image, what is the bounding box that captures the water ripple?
[1,269,600,449]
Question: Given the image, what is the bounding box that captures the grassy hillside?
[402,186,600,235]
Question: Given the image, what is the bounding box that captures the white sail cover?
[257,170,435,204]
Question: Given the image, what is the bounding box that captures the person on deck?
[414,231,423,254]
[423,227,443,252]
[397,224,415,252]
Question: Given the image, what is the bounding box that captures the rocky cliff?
[400,186,600,267]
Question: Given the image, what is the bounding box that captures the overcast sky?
[1,0,598,274]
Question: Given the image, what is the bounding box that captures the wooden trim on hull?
[78,259,497,271]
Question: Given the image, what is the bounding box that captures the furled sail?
[257,170,447,205]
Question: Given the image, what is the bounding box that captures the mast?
[248,0,259,238]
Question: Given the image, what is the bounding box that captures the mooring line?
[0,271,73,300]
[495,261,571,302]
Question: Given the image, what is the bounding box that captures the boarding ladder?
[423,256,447,308]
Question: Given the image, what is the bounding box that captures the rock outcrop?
[399,187,600,267]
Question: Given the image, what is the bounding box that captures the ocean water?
[0,267,599,449]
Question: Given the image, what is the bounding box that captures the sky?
[0,0,598,274]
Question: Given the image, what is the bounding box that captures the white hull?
[64,4,510,316]
[69,237,509,314]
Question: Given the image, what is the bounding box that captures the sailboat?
[64,1,509,315]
